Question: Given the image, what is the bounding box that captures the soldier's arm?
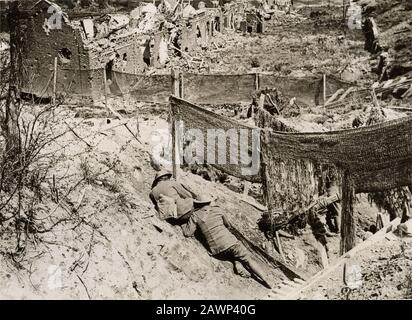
[174,182,196,199]
[180,183,199,199]
[149,192,158,211]
[222,213,232,229]
[181,216,197,237]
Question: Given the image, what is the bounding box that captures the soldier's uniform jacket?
[181,206,238,256]
[150,180,195,218]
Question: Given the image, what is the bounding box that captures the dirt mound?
[0,109,290,299]
[299,229,412,300]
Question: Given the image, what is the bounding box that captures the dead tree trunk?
[3,0,21,156]
[340,169,356,255]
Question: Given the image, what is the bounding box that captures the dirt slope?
[0,109,289,299]
[298,220,412,300]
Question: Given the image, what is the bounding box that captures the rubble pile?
[178,8,373,79]
[361,0,412,80]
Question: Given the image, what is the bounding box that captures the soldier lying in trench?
[149,169,272,289]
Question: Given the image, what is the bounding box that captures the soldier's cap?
[152,169,172,187]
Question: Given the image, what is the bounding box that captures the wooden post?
[52,57,58,104]
[255,72,260,91]
[170,102,181,181]
[343,0,346,24]
[170,68,180,179]
[275,230,286,263]
[179,72,184,99]
[317,240,329,269]
[371,88,380,108]
[243,181,251,196]
[103,68,109,118]
[340,169,356,255]
[171,68,179,96]
[171,107,177,179]
[323,74,327,110]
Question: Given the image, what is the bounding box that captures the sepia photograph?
[0,0,411,306]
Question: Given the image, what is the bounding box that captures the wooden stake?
[342,0,346,24]
[179,72,184,99]
[323,74,327,110]
[317,240,329,269]
[275,231,286,263]
[171,68,179,96]
[52,57,58,104]
[171,105,178,179]
[243,181,251,196]
[371,88,380,108]
[103,68,109,118]
[64,120,92,148]
[171,68,180,179]
[376,212,384,230]
[340,169,356,255]
[230,223,307,280]
[255,72,260,91]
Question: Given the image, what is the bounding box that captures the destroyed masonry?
[19,0,290,100]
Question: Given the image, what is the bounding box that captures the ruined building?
[20,0,167,100]
[18,0,288,100]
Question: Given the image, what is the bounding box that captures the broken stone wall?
[243,13,264,34]
[180,19,197,52]
[21,6,94,98]
[21,4,154,100]
[180,14,211,52]
[87,32,148,74]
[178,8,226,52]
[364,17,380,54]
[151,30,169,68]
[85,30,151,97]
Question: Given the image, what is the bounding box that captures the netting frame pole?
[179,72,184,99]
[52,57,58,105]
[171,68,180,180]
[255,72,260,91]
[171,109,177,179]
[323,74,327,111]
[171,68,179,98]
[340,169,356,255]
[103,68,109,118]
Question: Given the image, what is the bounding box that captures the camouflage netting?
[170,97,412,220]
[170,96,261,183]
[262,115,412,195]
[254,105,298,133]
[365,107,412,221]
[256,107,339,214]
